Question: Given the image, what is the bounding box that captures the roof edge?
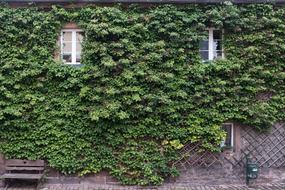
[2,0,285,4]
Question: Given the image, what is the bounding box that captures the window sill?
[202,58,225,63]
[63,63,84,67]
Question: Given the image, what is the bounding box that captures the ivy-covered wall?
[0,3,285,185]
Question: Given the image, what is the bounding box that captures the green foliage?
[0,3,285,185]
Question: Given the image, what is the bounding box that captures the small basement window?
[221,123,234,148]
[61,29,84,65]
[199,28,224,61]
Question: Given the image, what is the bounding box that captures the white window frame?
[221,123,234,148]
[200,28,224,61]
[61,29,83,65]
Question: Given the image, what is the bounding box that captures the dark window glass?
[200,51,209,60]
[199,40,209,50]
[76,53,81,63]
[213,30,222,40]
[62,54,72,63]
[213,51,223,59]
[213,40,222,51]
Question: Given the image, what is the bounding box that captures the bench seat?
[0,173,44,179]
[5,166,45,171]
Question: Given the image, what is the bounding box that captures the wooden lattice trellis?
[173,124,285,169]
[228,123,285,168]
[172,142,223,170]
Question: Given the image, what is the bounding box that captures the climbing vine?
[0,2,285,185]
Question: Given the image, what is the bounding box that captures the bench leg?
[3,179,9,190]
[0,179,8,190]
[0,179,4,187]
[1,179,8,190]
[36,179,42,190]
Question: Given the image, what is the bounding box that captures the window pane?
[213,51,223,59]
[76,42,82,53]
[76,32,83,63]
[222,124,232,147]
[62,32,72,42]
[213,40,222,51]
[213,30,222,40]
[200,51,209,60]
[62,42,72,52]
[76,53,81,63]
[199,40,208,50]
[62,54,72,63]
[76,32,84,43]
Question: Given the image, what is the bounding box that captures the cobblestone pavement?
[0,183,285,190]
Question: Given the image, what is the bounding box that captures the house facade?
[0,0,285,188]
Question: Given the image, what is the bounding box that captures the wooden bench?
[0,159,45,189]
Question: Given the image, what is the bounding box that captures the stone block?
[46,167,60,177]
[59,177,81,184]
[0,154,4,164]
[106,175,120,185]
[44,177,62,184]
[0,154,4,175]
[82,173,106,185]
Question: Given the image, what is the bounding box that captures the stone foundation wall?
[38,167,284,188]
[0,154,4,187]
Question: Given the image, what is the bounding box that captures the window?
[61,29,83,64]
[221,123,234,148]
[199,28,224,61]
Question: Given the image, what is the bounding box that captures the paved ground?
[0,183,285,190]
